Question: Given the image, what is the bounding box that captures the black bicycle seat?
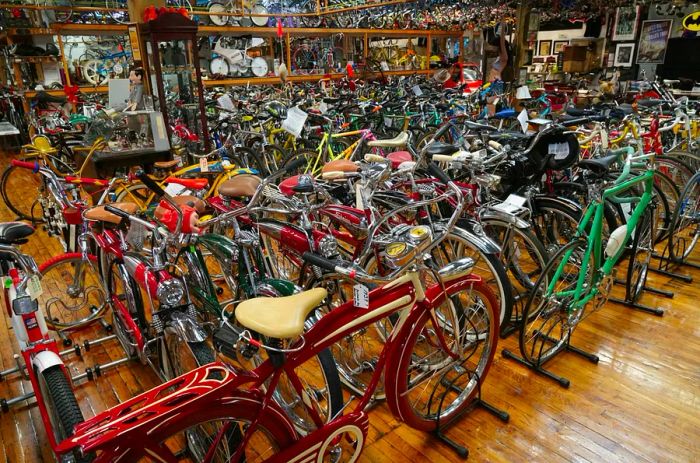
[426,141,460,156]
[0,222,34,245]
[637,99,667,108]
[577,153,620,175]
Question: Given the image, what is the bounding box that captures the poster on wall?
[614,43,635,67]
[612,5,641,41]
[636,20,673,64]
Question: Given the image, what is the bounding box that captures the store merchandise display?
[0,0,699,461]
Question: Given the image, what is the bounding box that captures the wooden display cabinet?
[139,13,210,150]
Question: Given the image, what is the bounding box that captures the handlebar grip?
[427,162,452,185]
[302,252,337,272]
[364,154,387,163]
[488,140,503,150]
[432,154,455,163]
[135,170,166,198]
[321,171,346,180]
[104,204,132,220]
[11,160,39,172]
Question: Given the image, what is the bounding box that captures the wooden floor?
[0,156,699,462]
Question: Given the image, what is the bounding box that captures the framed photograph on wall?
[612,5,641,41]
[553,40,569,54]
[614,43,635,67]
[538,40,552,56]
[636,20,673,64]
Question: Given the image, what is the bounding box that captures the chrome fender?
[31,350,64,375]
[480,206,532,229]
[441,219,502,255]
[167,310,208,343]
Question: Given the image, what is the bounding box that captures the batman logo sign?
[682,11,700,31]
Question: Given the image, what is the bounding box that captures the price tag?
[548,142,570,160]
[517,109,529,134]
[199,157,209,173]
[319,101,328,114]
[601,130,609,150]
[164,183,186,196]
[412,85,423,97]
[281,106,309,139]
[353,284,369,309]
[384,116,393,128]
[380,61,390,71]
[27,275,43,300]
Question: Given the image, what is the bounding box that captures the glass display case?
[139,13,210,150]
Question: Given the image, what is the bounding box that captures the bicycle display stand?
[608,278,671,317]
[430,366,509,458]
[502,330,599,388]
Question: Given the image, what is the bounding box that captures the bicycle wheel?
[625,207,654,302]
[519,239,595,366]
[231,146,266,175]
[668,172,700,262]
[127,390,295,462]
[105,257,144,358]
[281,149,318,176]
[39,253,107,331]
[480,219,548,328]
[45,0,73,23]
[386,278,499,430]
[36,365,90,463]
[1,163,45,221]
[106,0,129,23]
[529,196,582,255]
[114,183,151,209]
[652,169,680,243]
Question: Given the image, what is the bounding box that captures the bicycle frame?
[56,266,491,461]
[547,163,655,312]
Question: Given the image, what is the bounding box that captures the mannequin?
[126,67,145,111]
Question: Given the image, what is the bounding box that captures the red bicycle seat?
[387,151,413,169]
[166,177,208,190]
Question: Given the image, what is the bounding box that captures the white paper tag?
[164,183,186,196]
[380,61,390,71]
[492,194,527,215]
[353,283,369,309]
[281,106,309,139]
[199,157,209,173]
[601,130,609,150]
[384,116,393,128]
[27,274,43,300]
[217,94,235,112]
[412,85,423,97]
[517,109,529,134]
[319,101,328,114]
[549,142,570,160]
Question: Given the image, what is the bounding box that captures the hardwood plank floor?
[0,151,698,462]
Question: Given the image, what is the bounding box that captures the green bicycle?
[506,145,657,386]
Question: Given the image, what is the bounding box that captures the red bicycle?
[55,163,502,461]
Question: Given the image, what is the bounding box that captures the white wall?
[534,25,586,56]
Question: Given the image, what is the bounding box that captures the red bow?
[64,85,79,104]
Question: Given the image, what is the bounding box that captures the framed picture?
[538,40,552,56]
[612,5,641,41]
[614,43,635,67]
[553,40,569,54]
[636,20,673,64]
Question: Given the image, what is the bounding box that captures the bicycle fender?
[31,350,64,375]
[197,233,239,266]
[480,207,531,229]
[532,194,583,217]
[167,311,208,343]
[445,220,502,255]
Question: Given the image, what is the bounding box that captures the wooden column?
[515,3,532,71]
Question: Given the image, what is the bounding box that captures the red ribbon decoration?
[277,19,284,38]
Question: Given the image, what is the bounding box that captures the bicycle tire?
[651,169,679,243]
[45,0,73,23]
[39,253,107,331]
[528,196,583,255]
[281,149,319,176]
[518,239,594,366]
[105,257,144,358]
[479,218,549,329]
[386,278,499,430]
[36,365,91,463]
[1,164,44,222]
[231,146,267,175]
[625,207,653,303]
[668,172,700,262]
[207,1,231,26]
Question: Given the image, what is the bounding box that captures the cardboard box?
[563,46,587,61]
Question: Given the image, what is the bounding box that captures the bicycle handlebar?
[11,159,40,172]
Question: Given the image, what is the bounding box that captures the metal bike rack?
[430,365,509,458]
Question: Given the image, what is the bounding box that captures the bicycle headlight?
[318,234,339,258]
[156,279,185,307]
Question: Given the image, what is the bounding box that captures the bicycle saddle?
[0,222,34,245]
[84,202,138,225]
[386,151,413,169]
[367,131,409,148]
[218,174,261,198]
[637,99,667,108]
[279,174,317,196]
[235,288,328,339]
[171,195,206,214]
[321,159,359,174]
[154,160,180,170]
[576,153,620,176]
[464,120,498,132]
[426,141,460,157]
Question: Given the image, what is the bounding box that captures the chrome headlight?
[318,234,339,258]
[156,279,185,307]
